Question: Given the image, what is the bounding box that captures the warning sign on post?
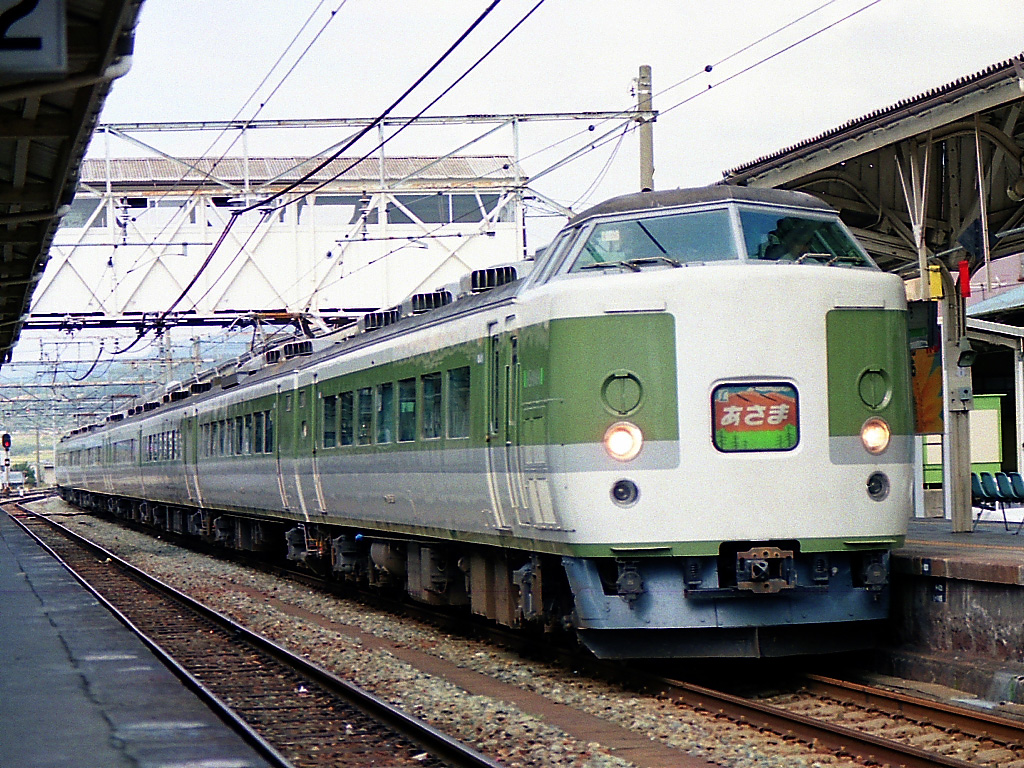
[0,0,66,77]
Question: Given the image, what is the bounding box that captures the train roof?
[568,185,832,226]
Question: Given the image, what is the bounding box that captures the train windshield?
[739,208,876,268]
[568,209,737,273]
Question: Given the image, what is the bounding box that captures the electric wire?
[56,0,883,372]
[145,0,510,336]
[97,0,349,301]
[179,0,546,323]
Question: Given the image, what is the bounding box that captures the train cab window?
[447,366,471,438]
[421,373,442,440]
[377,383,395,443]
[530,230,575,284]
[739,209,875,268]
[339,392,354,446]
[398,378,416,442]
[357,387,373,445]
[323,395,337,448]
[569,209,736,273]
[254,412,265,453]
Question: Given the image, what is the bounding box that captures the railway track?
[633,672,1024,768]
[6,502,501,768]
[28,497,1024,768]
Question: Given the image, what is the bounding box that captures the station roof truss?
[0,0,142,369]
[723,53,1024,279]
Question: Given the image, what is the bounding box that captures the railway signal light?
[1,433,10,450]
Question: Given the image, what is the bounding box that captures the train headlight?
[860,417,891,455]
[604,421,644,461]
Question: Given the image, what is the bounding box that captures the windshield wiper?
[580,261,642,272]
[794,252,830,264]
[624,255,682,269]
[825,253,866,267]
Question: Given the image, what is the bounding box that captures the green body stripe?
[826,309,912,436]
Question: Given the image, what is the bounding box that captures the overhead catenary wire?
[94,0,352,306]
[73,0,885,363]
[127,0,511,349]
[179,0,548,323]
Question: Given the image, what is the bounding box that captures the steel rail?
[5,502,294,768]
[10,504,503,768]
[638,675,984,768]
[804,673,1024,743]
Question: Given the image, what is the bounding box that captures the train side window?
[244,414,253,454]
[235,417,244,455]
[264,410,274,453]
[323,395,337,448]
[254,412,265,453]
[357,387,373,445]
[447,366,471,438]
[299,390,306,409]
[422,372,442,439]
[398,378,416,442]
[339,392,354,446]
[219,420,227,455]
[285,393,292,411]
[377,382,395,443]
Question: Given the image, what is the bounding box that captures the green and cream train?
[56,185,913,658]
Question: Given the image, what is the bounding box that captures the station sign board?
[0,0,66,78]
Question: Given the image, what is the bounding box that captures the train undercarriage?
[59,487,575,635]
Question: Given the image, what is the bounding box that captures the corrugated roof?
[0,0,143,368]
[78,155,522,188]
[725,53,1024,180]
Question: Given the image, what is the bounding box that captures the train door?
[485,324,533,528]
[183,412,203,507]
[307,375,327,515]
[275,382,304,515]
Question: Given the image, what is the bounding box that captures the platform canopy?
[724,53,1024,533]
[724,54,1024,279]
[0,0,141,368]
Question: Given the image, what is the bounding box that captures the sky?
[94,0,1024,227]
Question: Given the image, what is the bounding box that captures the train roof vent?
[190,381,212,394]
[358,308,401,333]
[283,340,313,359]
[264,349,281,364]
[463,265,518,294]
[170,390,190,402]
[218,372,239,389]
[143,401,160,412]
[404,290,452,315]
[106,413,124,422]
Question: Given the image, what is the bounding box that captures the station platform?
[885,516,1024,704]
[0,510,271,768]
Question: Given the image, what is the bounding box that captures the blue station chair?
[978,472,1011,530]
[972,473,998,529]
[1009,472,1024,534]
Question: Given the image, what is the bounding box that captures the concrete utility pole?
[637,65,655,192]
